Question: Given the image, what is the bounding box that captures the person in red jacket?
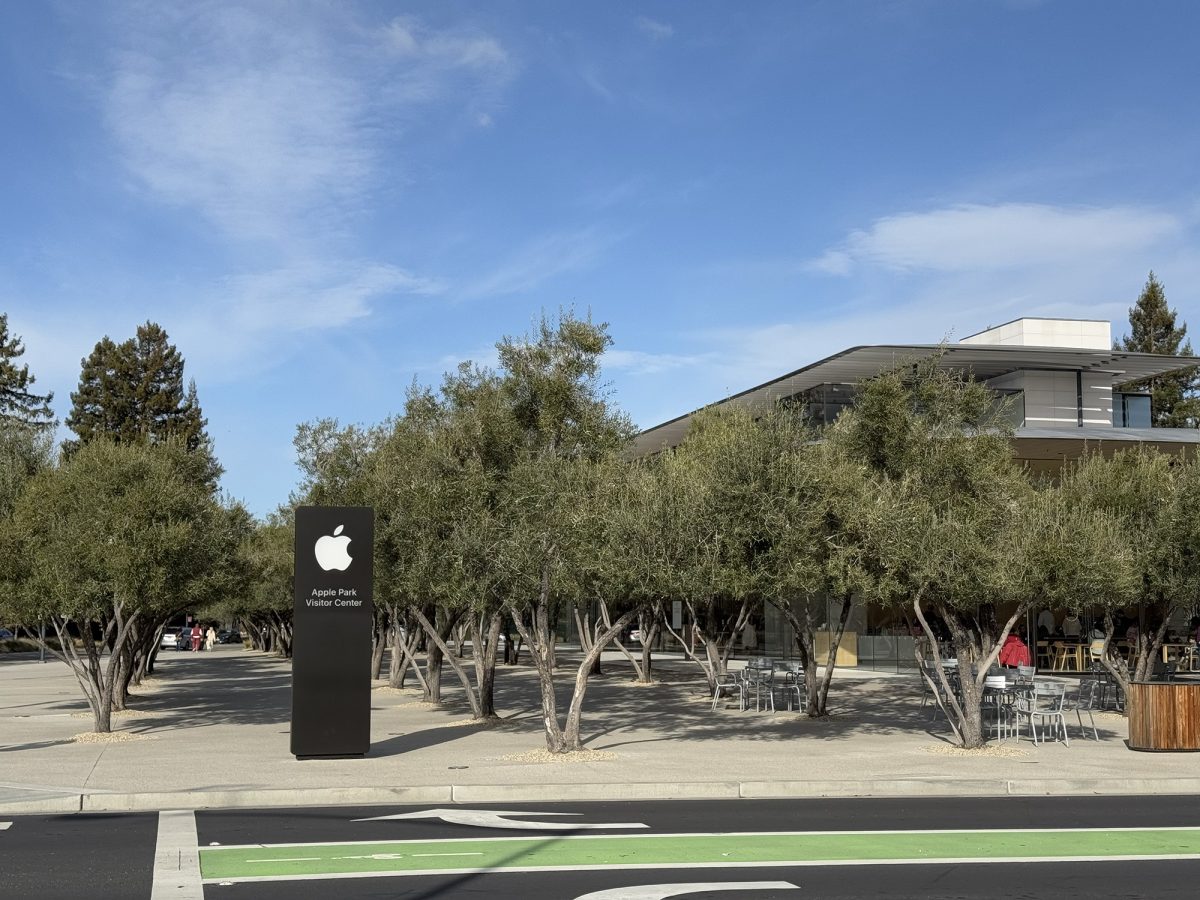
[998,631,1032,668]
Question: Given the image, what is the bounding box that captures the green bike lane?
[200,827,1200,883]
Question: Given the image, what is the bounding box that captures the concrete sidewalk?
[2,647,1198,814]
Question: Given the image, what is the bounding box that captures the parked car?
[159,630,178,650]
[0,627,15,640]
[176,627,192,651]
[217,629,242,645]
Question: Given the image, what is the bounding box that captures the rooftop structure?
[633,317,1200,469]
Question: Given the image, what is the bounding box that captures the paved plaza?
[3,647,1199,814]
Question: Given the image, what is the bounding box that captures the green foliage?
[0,421,53,519]
[0,314,55,428]
[3,439,229,625]
[1058,448,1200,682]
[1116,272,1200,427]
[65,323,216,480]
[293,418,384,507]
[239,512,295,620]
[497,310,635,456]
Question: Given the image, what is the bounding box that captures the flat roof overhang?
[633,344,1200,455]
[1012,426,1200,464]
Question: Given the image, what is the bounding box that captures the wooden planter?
[1128,681,1200,751]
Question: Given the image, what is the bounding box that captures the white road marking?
[355,808,647,831]
[202,853,1200,885]
[211,824,1200,852]
[0,822,11,831]
[574,882,799,900]
[151,810,203,900]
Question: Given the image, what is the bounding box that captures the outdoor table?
[1161,643,1196,666]
[742,666,774,712]
[1127,681,1200,751]
[982,678,1018,740]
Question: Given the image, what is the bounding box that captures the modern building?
[633,317,1200,669]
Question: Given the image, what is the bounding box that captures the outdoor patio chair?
[773,663,805,711]
[1036,641,1053,670]
[1015,682,1069,746]
[1068,678,1100,741]
[1016,664,1036,687]
[921,660,953,722]
[743,665,775,712]
[711,672,745,712]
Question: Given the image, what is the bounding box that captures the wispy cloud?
[635,16,674,41]
[603,348,709,376]
[808,203,1180,275]
[101,5,513,242]
[459,228,621,300]
[218,262,443,334]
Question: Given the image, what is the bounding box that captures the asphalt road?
[4,796,1200,899]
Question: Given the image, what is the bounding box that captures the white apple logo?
[314,524,353,572]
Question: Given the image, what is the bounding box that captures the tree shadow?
[109,647,1130,750]
[0,738,78,752]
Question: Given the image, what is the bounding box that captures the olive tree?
[1059,448,1200,693]
[490,311,640,752]
[3,440,231,732]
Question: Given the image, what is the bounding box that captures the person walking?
[204,625,216,652]
[190,622,202,652]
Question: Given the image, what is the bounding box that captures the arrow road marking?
[355,808,648,831]
[574,883,799,900]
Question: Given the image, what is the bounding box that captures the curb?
[5,778,1200,815]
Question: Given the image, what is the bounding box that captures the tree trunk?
[660,598,749,695]
[52,606,140,734]
[471,611,502,720]
[915,597,1027,749]
[639,617,658,683]
[389,612,426,691]
[370,613,388,680]
[780,599,821,716]
[412,606,480,716]
[1098,612,1131,708]
[110,641,133,712]
[510,588,567,753]
[416,606,459,704]
[560,606,639,750]
[599,599,648,683]
[812,593,853,717]
[1133,604,1173,683]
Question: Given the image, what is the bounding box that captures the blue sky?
[4,1,1200,515]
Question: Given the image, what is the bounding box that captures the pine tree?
[65,323,219,481]
[1116,272,1200,427]
[0,314,55,428]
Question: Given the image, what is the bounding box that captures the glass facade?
[795,383,857,426]
[1112,392,1152,428]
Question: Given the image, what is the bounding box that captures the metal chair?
[711,672,745,711]
[921,660,953,722]
[1068,679,1100,741]
[1016,682,1069,746]
[773,663,805,711]
[743,665,775,712]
